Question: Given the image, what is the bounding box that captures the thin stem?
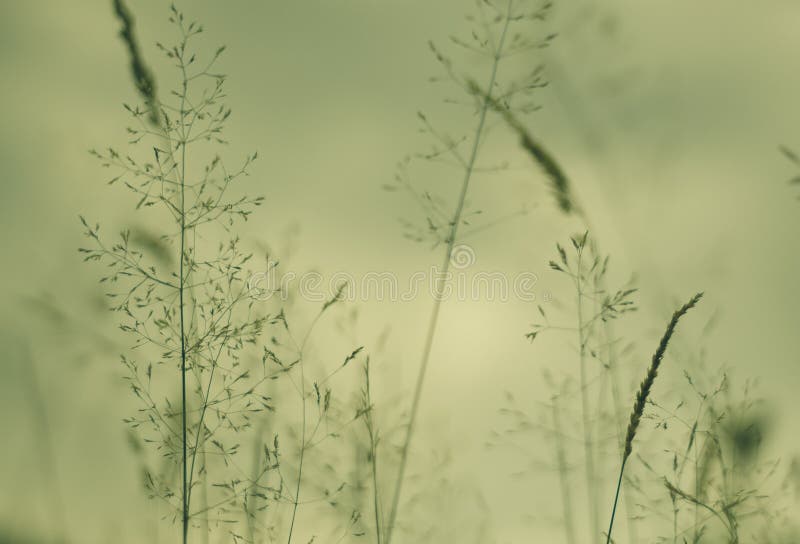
[200,447,209,544]
[371,441,383,544]
[179,63,189,544]
[609,343,638,543]
[286,314,320,544]
[19,343,69,543]
[597,269,637,543]
[694,442,700,541]
[186,358,217,505]
[246,419,267,544]
[605,457,626,544]
[384,4,513,543]
[606,293,703,544]
[180,158,188,544]
[576,248,599,540]
[672,493,678,544]
[552,395,576,544]
[365,359,383,544]
[285,353,305,544]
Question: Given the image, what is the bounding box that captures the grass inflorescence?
[605,293,703,544]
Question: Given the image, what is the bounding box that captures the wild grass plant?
[636,341,800,544]
[501,235,797,543]
[82,7,371,543]
[501,233,640,541]
[383,1,557,539]
[81,7,269,540]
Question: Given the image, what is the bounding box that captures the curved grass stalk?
[384,3,514,542]
[285,299,340,544]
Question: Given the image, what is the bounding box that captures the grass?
[385,1,556,539]
[384,7,512,540]
[63,2,800,544]
[83,5,272,541]
[605,292,703,544]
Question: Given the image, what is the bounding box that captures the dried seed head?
[623,293,703,461]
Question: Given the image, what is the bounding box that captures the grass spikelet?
[623,292,703,460]
[112,0,160,126]
[467,78,575,214]
[605,292,703,544]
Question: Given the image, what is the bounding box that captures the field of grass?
[1,1,800,543]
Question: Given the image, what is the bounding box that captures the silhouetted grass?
[605,293,702,544]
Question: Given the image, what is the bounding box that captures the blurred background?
[1,0,800,542]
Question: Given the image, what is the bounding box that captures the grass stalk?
[178,51,190,544]
[599,284,638,543]
[93,6,268,542]
[246,419,267,544]
[383,4,514,542]
[574,245,600,540]
[19,343,69,543]
[361,358,383,544]
[551,394,576,544]
[286,306,330,544]
[285,350,307,544]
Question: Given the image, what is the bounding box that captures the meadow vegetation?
[66,1,800,543]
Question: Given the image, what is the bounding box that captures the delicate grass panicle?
[82,6,272,542]
[85,8,372,544]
